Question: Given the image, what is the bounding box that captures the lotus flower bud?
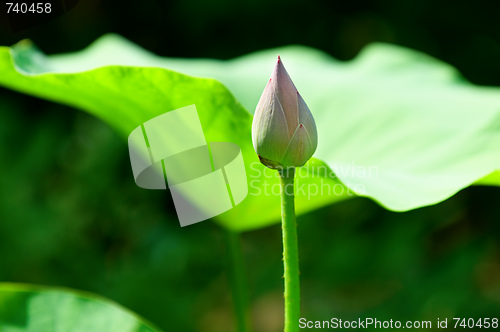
[252,56,318,169]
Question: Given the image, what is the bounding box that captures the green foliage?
[0,37,348,232]
[0,35,499,232]
[0,283,159,331]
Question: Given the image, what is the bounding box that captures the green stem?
[279,168,300,332]
[224,229,252,332]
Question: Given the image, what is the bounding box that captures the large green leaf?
[0,38,347,232]
[0,283,159,332]
[0,35,499,231]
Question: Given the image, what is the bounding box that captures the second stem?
[279,167,300,332]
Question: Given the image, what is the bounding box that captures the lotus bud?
[252,56,318,169]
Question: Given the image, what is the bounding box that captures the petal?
[280,124,316,167]
[297,92,318,150]
[252,84,290,163]
[271,56,299,137]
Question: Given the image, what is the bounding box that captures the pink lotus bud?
[252,56,318,169]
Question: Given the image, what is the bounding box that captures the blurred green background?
[1,0,500,331]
